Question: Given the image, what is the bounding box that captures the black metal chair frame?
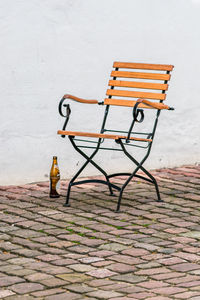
[58,62,174,211]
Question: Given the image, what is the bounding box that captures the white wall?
[1,0,200,185]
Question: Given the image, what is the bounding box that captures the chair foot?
[157,199,164,202]
[63,203,71,207]
[115,208,120,213]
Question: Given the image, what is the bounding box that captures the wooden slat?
[109,80,168,90]
[106,89,166,100]
[104,98,170,109]
[57,130,152,142]
[111,71,170,81]
[63,94,98,104]
[113,62,174,71]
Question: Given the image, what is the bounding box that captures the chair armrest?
[59,94,99,117]
[136,98,174,110]
[58,94,100,135]
[63,94,99,104]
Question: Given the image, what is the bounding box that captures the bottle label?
[57,180,60,192]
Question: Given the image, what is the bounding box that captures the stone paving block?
[31,236,58,243]
[67,245,96,254]
[36,254,62,262]
[137,261,161,270]
[0,253,17,261]
[66,283,95,293]
[108,254,144,265]
[45,292,82,300]
[68,263,96,272]
[166,274,200,285]
[13,229,44,238]
[88,278,115,287]
[12,237,43,250]
[39,277,68,287]
[7,257,35,265]
[10,282,45,294]
[107,262,135,273]
[0,275,25,287]
[31,288,65,297]
[39,246,66,255]
[0,241,22,251]
[0,290,16,298]
[112,274,147,284]
[0,295,36,300]
[78,256,104,264]
[86,290,123,299]
[13,248,42,257]
[119,285,146,293]
[87,268,117,278]
[25,272,53,282]
[151,286,187,295]
[137,279,169,289]
[39,266,72,275]
[56,273,91,283]
[144,297,172,300]
[158,256,187,265]
[190,296,200,300]
[122,248,149,256]
[8,268,35,277]
[101,282,132,291]
[51,258,77,266]
[135,267,171,276]
[178,280,200,288]
[128,291,156,299]
[89,250,116,257]
[98,242,128,252]
[151,272,185,281]
[48,240,74,248]
[169,262,200,272]
[182,231,200,239]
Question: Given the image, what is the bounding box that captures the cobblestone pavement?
[0,165,200,299]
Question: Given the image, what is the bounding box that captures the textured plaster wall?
[0,0,200,185]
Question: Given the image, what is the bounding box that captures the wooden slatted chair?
[58,61,174,211]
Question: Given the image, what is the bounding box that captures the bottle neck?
[53,156,57,164]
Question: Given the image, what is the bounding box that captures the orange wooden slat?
[111,71,171,81]
[106,89,166,100]
[63,94,98,104]
[104,98,170,109]
[113,61,174,71]
[108,80,168,90]
[57,130,152,142]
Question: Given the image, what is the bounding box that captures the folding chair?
[58,62,174,211]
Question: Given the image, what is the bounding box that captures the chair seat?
[57,130,152,142]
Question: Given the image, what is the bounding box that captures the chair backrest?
[105,61,173,108]
[101,61,174,138]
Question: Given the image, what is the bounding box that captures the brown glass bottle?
[50,156,60,198]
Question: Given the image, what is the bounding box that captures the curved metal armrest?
[58,94,100,137]
[59,94,99,118]
[126,98,174,143]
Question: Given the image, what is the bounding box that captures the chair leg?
[116,164,142,212]
[64,183,72,207]
[140,167,162,202]
[63,137,114,207]
[116,140,162,211]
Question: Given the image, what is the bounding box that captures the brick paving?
[0,164,200,299]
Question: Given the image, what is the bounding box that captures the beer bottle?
[50,156,60,198]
